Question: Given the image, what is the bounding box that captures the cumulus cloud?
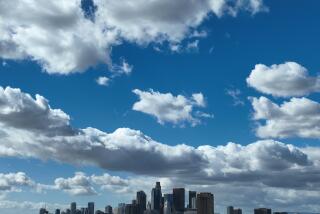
[0,0,266,74]
[132,89,212,126]
[247,62,320,97]
[0,86,74,136]
[0,0,116,74]
[0,172,35,192]
[250,96,320,139]
[52,172,97,196]
[96,76,110,86]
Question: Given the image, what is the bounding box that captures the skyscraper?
[188,191,196,209]
[137,190,147,214]
[105,205,113,214]
[40,208,48,214]
[163,194,173,214]
[125,203,140,214]
[55,209,61,214]
[254,208,271,214]
[118,203,126,214]
[227,206,234,214]
[88,202,95,214]
[196,193,214,214]
[71,202,77,214]
[151,182,162,211]
[233,209,242,214]
[173,188,185,212]
[81,208,87,214]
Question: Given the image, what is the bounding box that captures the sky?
[0,0,320,213]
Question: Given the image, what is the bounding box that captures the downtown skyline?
[1,0,320,214]
[38,181,312,214]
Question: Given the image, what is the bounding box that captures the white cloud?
[53,172,97,196]
[0,86,73,136]
[247,62,320,97]
[250,96,320,139]
[0,0,266,74]
[96,76,110,86]
[94,0,266,44]
[0,172,35,192]
[132,89,212,126]
[0,0,116,74]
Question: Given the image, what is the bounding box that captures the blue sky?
[1,0,320,214]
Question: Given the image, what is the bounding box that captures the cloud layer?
[1,86,320,212]
[132,89,212,126]
[0,0,266,74]
[250,96,320,139]
[247,62,320,97]
[0,86,319,189]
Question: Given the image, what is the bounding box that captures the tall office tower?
[130,201,140,214]
[137,191,147,214]
[55,209,61,214]
[173,188,185,212]
[161,196,164,214]
[254,208,271,214]
[71,202,77,214]
[191,198,196,210]
[80,208,86,214]
[188,191,196,209]
[88,202,95,214]
[40,208,48,214]
[196,193,214,214]
[125,204,139,214]
[233,209,242,214]
[66,209,71,214]
[151,182,162,211]
[119,203,126,214]
[163,194,173,214]
[227,206,234,214]
[105,205,113,214]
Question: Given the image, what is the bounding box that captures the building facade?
[151,182,162,211]
[173,188,185,212]
[188,191,196,209]
[196,193,214,214]
[254,208,271,214]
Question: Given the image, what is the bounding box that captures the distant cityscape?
[39,182,301,214]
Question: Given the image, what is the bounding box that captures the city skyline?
[38,182,312,214]
[1,0,320,214]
